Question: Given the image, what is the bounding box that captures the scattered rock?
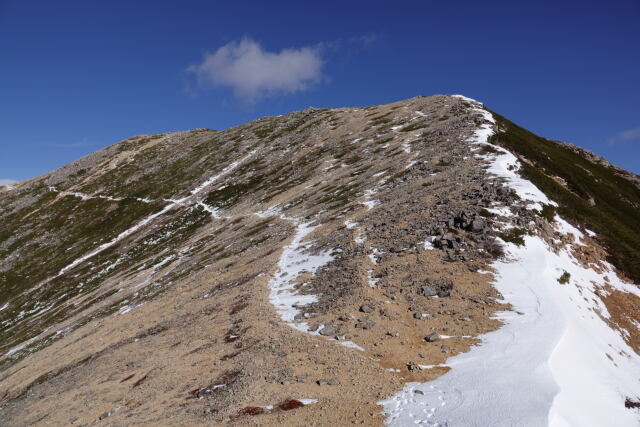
[470,218,485,232]
[420,285,438,297]
[406,361,420,371]
[318,325,336,336]
[355,321,376,330]
[317,378,340,386]
[359,304,374,313]
[424,332,442,342]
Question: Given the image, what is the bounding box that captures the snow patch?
[367,269,379,288]
[421,238,435,250]
[339,341,365,351]
[344,220,357,229]
[197,201,224,219]
[486,206,513,217]
[267,216,364,351]
[268,218,333,332]
[368,248,383,265]
[363,199,380,210]
[361,188,380,210]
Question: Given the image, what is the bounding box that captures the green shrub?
[499,228,528,246]
[558,271,571,284]
[478,144,500,155]
[539,204,556,222]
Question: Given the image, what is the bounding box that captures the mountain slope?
[0,95,638,426]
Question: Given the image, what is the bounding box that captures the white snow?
[367,269,379,288]
[190,150,256,196]
[118,304,139,315]
[267,218,333,332]
[421,237,435,250]
[381,98,640,426]
[382,231,640,426]
[5,336,38,358]
[48,187,152,204]
[339,341,365,351]
[483,144,553,211]
[197,201,223,219]
[345,220,367,245]
[402,140,413,154]
[368,248,383,265]
[363,199,380,210]
[554,215,584,241]
[418,364,447,370]
[267,215,364,351]
[462,100,554,211]
[486,206,513,217]
[361,188,381,210]
[255,205,282,218]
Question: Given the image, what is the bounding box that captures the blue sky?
[1,0,639,181]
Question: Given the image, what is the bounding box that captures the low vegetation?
[557,271,571,285]
[489,111,640,284]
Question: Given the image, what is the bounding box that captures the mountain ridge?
[1,95,639,426]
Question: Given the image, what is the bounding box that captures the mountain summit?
[1,95,639,426]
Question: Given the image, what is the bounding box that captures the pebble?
[319,325,336,336]
[317,378,341,386]
[360,304,374,313]
[424,332,442,342]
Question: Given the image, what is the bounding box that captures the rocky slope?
[0,95,639,426]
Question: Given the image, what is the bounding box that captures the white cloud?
[188,38,323,102]
[0,179,16,187]
[607,127,640,145]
